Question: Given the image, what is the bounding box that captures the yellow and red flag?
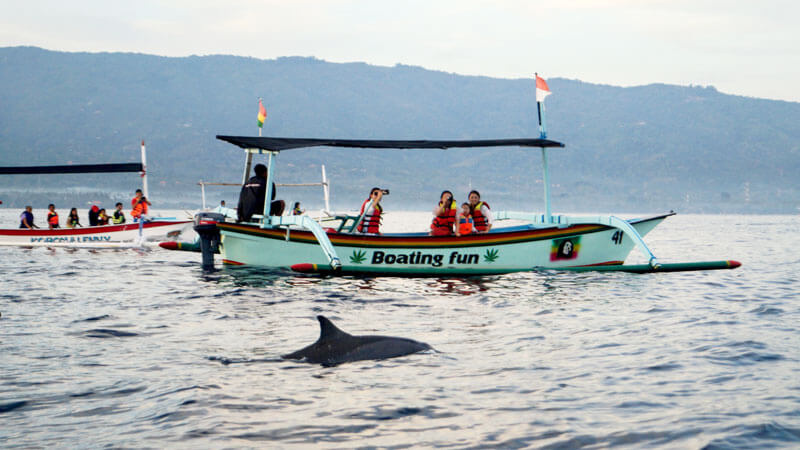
[257,99,267,128]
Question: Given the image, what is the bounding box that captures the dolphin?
[282,315,432,366]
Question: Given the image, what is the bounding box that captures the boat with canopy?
[0,141,190,247]
[200,76,739,276]
[203,133,739,276]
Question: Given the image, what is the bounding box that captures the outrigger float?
[194,135,739,276]
[0,141,190,247]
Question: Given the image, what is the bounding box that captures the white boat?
[200,79,739,276]
[205,135,739,276]
[0,141,191,247]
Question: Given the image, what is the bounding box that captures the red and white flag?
[535,75,551,102]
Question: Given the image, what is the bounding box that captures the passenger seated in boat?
[468,190,492,233]
[46,204,59,229]
[19,206,38,229]
[357,188,384,234]
[113,203,126,224]
[430,190,458,236]
[67,208,81,228]
[458,202,474,235]
[292,202,304,215]
[88,205,100,226]
[97,208,109,225]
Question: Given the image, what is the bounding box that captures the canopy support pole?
[541,148,552,224]
[261,151,277,227]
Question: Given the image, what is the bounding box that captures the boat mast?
[140,140,149,199]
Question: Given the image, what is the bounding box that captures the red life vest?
[431,200,457,235]
[471,201,490,232]
[357,198,382,233]
[47,211,59,227]
[458,216,473,235]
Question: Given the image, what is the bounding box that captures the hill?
[1,46,798,213]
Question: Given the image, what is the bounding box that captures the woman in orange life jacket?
[430,190,459,236]
[357,187,384,234]
[457,202,474,235]
[46,203,59,229]
[468,190,493,233]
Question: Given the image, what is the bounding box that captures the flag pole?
[535,73,551,223]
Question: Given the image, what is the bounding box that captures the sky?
[1,0,799,102]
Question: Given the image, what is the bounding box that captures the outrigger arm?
[494,212,661,268]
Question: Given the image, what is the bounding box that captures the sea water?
[1,210,799,448]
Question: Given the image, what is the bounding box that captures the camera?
[381,189,390,195]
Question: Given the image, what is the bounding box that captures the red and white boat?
[0,141,190,247]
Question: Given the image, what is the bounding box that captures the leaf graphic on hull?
[484,248,499,263]
[350,250,367,264]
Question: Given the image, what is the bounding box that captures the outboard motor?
[194,212,224,269]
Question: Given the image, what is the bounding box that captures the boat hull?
[218,215,668,275]
[0,221,191,246]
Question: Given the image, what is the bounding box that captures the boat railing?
[495,211,659,268]
[256,214,342,270]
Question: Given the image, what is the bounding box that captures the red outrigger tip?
[727,260,742,269]
[291,263,318,273]
[159,241,179,250]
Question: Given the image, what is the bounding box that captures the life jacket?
[131,201,147,219]
[293,206,302,215]
[357,198,382,234]
[68,215,80,227]
[98,213,109,225]
[471,201,491,232]
[47,211,59,227]
[458,216,474,235]
[431,200,457,235]
[113,210,126,224]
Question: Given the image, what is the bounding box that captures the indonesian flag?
[535,75,551,102]
[257,99,267,128]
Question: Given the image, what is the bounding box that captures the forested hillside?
[1,46,798,213]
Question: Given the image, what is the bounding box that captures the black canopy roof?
[216,136,565,151]
[0,163,144,175]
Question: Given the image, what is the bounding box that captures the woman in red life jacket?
[457,202,474,235]
[468,190,493,233]
[430,190,458,236]
[47,203,59,229]
[357,187,383,234]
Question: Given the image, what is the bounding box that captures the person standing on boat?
[130,189,151,213]
[357,188,384,234]
[430,190,458,236]
[46,204,60,229]
[468,190,492,233]
[19,206,38,229]
[113,202,126,224]
[237,164,285,222]
[131,196,150,221]
[66,208,82,228]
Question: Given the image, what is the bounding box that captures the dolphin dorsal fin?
[317,315,349,342]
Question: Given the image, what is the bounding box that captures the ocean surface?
[1,210,799,448]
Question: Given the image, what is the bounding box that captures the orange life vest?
[471,201,490,232]
[131,201,148,218]
[47,211,59,227]
[431,200,457,235]
[458,216,473,235]
[357,198,382,233]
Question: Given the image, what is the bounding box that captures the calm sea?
[1,210,798,448]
